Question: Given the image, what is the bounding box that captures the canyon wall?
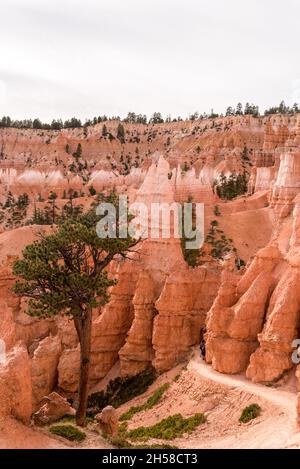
[1,114,300,424]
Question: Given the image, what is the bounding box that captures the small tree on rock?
[47,191,58,224]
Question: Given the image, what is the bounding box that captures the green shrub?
[146,383,170,408]
[88,185,97,196]
[239,404,261,424]
[111,370,155,407]
[57,415,94,425]
[118,422,128,436]
[119,405,144,422]
[87,369,156,415]
[56,415,76,425]
[127,413,206,441]
[214,205,221,216]
[203,220,237,261]
[109,435,132,449]
[120,383,170,421]
[49,424,86,442]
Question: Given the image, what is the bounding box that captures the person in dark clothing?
[199,340,206,360]
[199,326,207,360]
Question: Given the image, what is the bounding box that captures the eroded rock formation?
[0,343,32,424]
[1,114,300,427]
[33,392,75,426]
[206,191,300,384]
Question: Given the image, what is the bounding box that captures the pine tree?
[13,197,139,427]
[149,112,164,124]
[33,118,43,129]
[215,172,248,201]
[102,124,108,137]
[88,185,97,196]
[117,124,125,143]
[4,191,15,208]
[17,193,29,209]
[225,106,234,116]
[47,191,58,224]
[73,143,82,159]
[236,103,243,115]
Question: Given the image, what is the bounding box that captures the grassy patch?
[127,413,206,441]
[239,404,261,424]
[119,404,144,422]
[56,415,94,425]
[56,415,76,425]
[49,424,86,442]
[87,369,156,415]
[118,421,128,436]
[146,383,170,407]
[120,383,170,422]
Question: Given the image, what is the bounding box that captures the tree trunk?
[74,307,92,427]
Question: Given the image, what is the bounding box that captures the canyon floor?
[1,348,299,449]
[187,352,298,449]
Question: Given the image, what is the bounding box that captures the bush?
[239,404,261,424]
[120,383,170,421]
[119,404,144,422]
[88,185,97,196]
[73,143,82,159]
[214,205,221,216]
[146,383,170,408]
[57,415,94,425]
[87,369,156,415]
[110,435,132,448]
[127,413,206,441]
[204,220,237,261]
[49,425,86,442]
[118,421,128,436]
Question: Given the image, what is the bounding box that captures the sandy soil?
[0,416,114,449]
[210,207,274,262]
[0,417,68,449]
[118,351,300,449]
[2,351,300,449]
[185,352,300,448]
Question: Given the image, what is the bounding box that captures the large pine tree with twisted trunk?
[12,201,138,426]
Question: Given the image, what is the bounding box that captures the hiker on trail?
[199,326,207,360]
[199,340,206,360]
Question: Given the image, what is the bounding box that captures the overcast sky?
[0,0,300,121]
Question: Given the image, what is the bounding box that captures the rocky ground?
[2,349,299,449]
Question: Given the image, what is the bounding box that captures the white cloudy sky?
[0,0,300,121]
